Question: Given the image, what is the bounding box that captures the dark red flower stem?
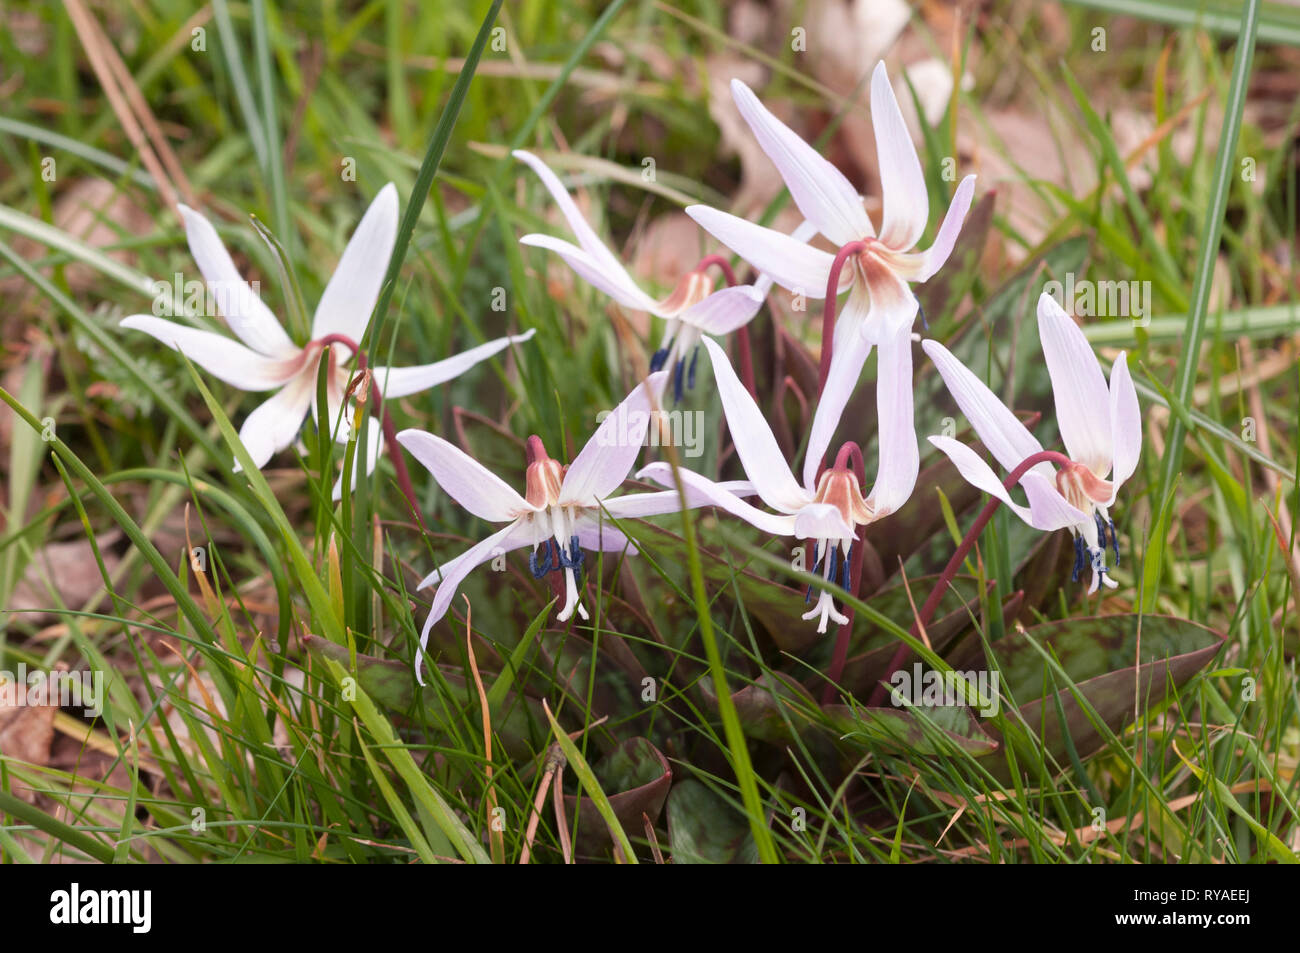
[696,254,756,399]
[808,241,868,488]
[865,449,1074,707]
[817,241,867,400]
[696,254,737,287]
[807,243,866,704]
[821,441,866,704]
[316,333,425,533]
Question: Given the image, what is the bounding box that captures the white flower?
[639,332,917,632]
[397,372,752,682]
[922,292,1142,594]
[121,185,534,496]
[514,149,804,400]
[684,63,975,470]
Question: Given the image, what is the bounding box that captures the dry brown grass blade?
[183,503,225,620]
[520,717,607,863]
[62,0,190,215]
[519,745,563,864]
[940,779,1273,859]
[463,594,504,864]
[552,759,573,864]
[1239,340,1300,617]
[1124,89,1212,171]
[643,811,665,864]
[1263,504,1300,617]
[897,560,932,652]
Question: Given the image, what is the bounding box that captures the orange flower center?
[657,270,714,317]
[1055,461,1113,513]
[812,467,874,531]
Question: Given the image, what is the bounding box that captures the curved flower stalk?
[922,292,1142,594]
[121,185,535,497]
[398,372,753,682]
[639,333,918,632]
[685,63,975,460]
[513,149,806,401]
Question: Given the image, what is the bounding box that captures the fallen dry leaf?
[8,533,123,624]
[0,683,57,800]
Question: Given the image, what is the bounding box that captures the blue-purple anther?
[530,535,584,583]
[1096,512,1120,565]
[1072,514,1120,586]
[804,541,852,605]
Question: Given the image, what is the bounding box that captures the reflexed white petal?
[701,337,809,513]
[921,338,1048,478]
[871,63,929,251]
[634,462,798,537]
[859,252,920,345]
[572,516,637,557]
[311,183,399,343]
[916,175,976,281]
[1020,470,1090,531]
[396,428,531,523]
[801,271,917,491]
[176,204,296,358]
[730,79,872,245]
[599,490,685,520]
[415,528,516,592]
[560,372,667,506]
[519,233,661,313]
[927,435,1035,526]
[416,521,530,684]
[373,329,535,399]
[928,436,1086,532]
[1037,293,1112,475]
[1108,351,1141,495]
[234,370,314,472]
[830,280,871,357]
[792,502,855,540]
[686,205,840,299]
[864,326,918,516]
[513,150,630,279]
[678,285,766,336]
[752,218,818,298]
[120,315,304,391]
[715,480,758,497]
[803,295,873,492]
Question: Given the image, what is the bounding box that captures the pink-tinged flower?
[639,333,917,632]
[685,63,975,453]
[398,372,753,682]
[121,186,534,495]
[922,292,1142,594]
[513,149,805,401]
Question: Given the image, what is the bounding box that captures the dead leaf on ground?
[8,532,123,624]
[0,689,57,799]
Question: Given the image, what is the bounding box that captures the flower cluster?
[124,61,1140,681]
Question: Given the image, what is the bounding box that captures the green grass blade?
[368,0,505,340]
[1150,0,1262,605]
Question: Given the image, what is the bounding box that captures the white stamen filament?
[658,318,680,354]
[800,537,850,632]
[1071,505,1117,595]
[549,505,590,622]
